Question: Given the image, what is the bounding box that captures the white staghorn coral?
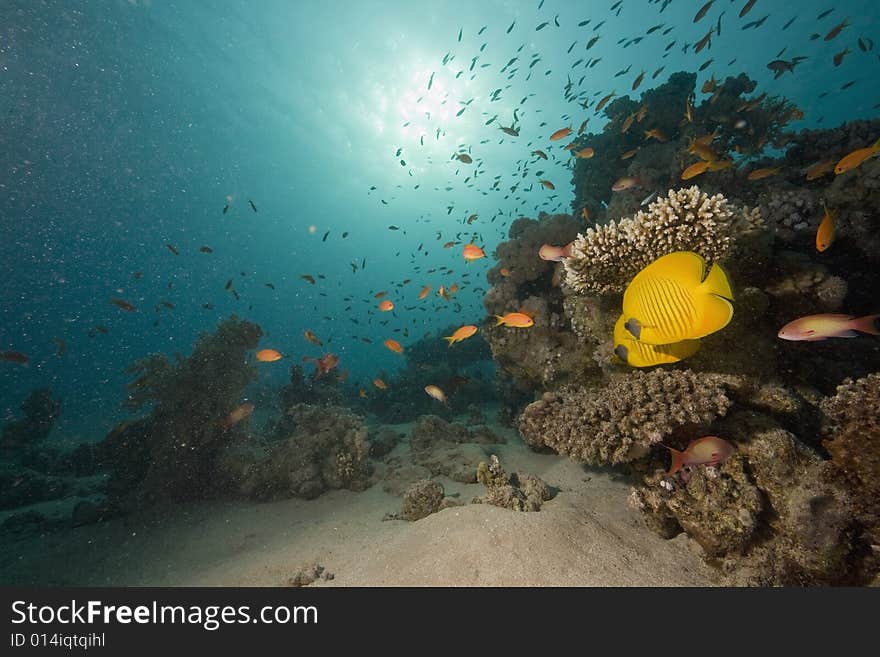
[563,186,749,295]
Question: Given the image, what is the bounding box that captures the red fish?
[665,436,734,476]
[304,353,339,377]
[538,243,573,262]
[777,314,880,341]
[223,402,255,429]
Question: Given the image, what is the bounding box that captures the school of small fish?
[4,0,878,440]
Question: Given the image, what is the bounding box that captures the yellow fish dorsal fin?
[698,261,734,302]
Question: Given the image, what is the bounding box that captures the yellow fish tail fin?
[443,336,456,346]
[873,137,880,152]
[494,315,506,326]
[694,293,734,338]
[700,261,734,301]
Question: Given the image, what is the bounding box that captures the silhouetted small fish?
[222,204,229,214]
[111,297,135,312]
[322,230,330,242]
[1,351,29,364]
[199,246,213,253]
[248,199,257,212]
[265,282,275,290]
[165,243,179,255]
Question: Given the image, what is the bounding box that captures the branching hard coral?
[517,369,732,466]
[563,186,743,295]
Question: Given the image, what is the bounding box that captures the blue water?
[1,0,878,444]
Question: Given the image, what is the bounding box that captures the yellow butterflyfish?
[612,315,701,368]
[622,251,734,345]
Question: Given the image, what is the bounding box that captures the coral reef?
[368,425,402,458]
[98,315,263,507]
[0,388,62,452]
[482,212,595,393]
[518,370,732,466]
[821,374,880,545]
[564,186,755,295]
[472,455,552,512]
[221,403,373,500]
[399,479,446,521]
[279,364,343,407]
[408,414,503,483]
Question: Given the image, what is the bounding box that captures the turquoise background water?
[1,0,877,443]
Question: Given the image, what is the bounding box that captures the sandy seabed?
[0,425,717,587]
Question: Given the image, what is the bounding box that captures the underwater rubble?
[478,70,880,585]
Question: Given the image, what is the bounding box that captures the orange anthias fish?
[532,149,548,159]
[256,349,283,362]
[665,436,735,476]
[455,153,473,164]
[374,291,388,298]
[580,207,590,221]
[539,179,556,190]
[379,299,395,311]
[574,146,595,158]
[373,378,388,390]
[707,159,733,171]
[612,176,640,191]
[304,330,323,346]
[834,138,880,174]
[747,166,781,181]
[424,385,447,404]
[499,268,511,277]
[644,128,667,142]
[223,402,255,429]
[495,312,534,328]
[620,147,639,160]
[444,325,479,346]
[681,160,712,180]
[778,314,880,341]
[805,159,836,181]
[384,339,403,354]
[463,244,486,261]
[549,127,572,141]
[816,204,837,252]
[418,285,432,300]
[306,353,340,377]
[538,242,573,262]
